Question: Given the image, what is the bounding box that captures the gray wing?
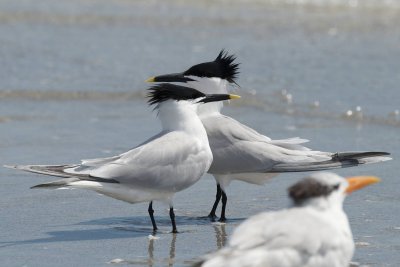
[202,115,390,174]
[7,131,212,192]
[88,131,211,191]
[5,131,168,178]
[202,115,330,174]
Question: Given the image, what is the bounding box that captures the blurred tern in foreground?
[147,50,391,221]
[5,84,240,233]
[194,172,380,267]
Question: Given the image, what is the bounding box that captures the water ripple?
[1,89,399,128]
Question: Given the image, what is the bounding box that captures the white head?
[288,172,380,210]
[147,83,240,130]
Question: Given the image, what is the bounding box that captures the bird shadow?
[0,215,245,249]
[75,215,245,231]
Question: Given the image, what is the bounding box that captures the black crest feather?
[147,84,205,106]
[183,49,240,83]
[214,49,240,82]
[288,178,339,205]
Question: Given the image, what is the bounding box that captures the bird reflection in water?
[213,223,227,249]
[109,224,227,266]
[145,234,177,267]
[109,234,177,266]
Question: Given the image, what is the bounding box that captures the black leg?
[148,201,157,233]
[169,207,178,233]
[219,191,227,222]
[208,184,222,220]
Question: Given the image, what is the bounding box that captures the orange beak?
[345,176,381,194]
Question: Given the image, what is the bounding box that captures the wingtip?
[369,151,391,156]
[3,164,18,169]
[4,164,33,171]
[30,184,46,189]
[333,151,392,161]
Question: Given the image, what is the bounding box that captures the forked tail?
[30,178,80,189]
[4,164,119,188]
[4,164,78,178]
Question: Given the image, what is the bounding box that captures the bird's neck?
[186,77,228,116]
[157,100,208,139]
[296,194,345,214]
[198,102,224,117]
[297,201,352,239]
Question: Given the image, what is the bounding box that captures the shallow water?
[1,0,399,266]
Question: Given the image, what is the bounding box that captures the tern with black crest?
[194,172,380,267]
[147,50,391,221]
[5,84,240,233]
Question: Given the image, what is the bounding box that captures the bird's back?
[201,114,330,174]
[86,130,213,192]
[12,130,212,197]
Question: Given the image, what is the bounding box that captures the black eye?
[333,184,340,190]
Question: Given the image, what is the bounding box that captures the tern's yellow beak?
[229,94,241,100]
[345,176,381,194]
[146,77,156,83]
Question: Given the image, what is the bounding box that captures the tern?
[5,84,240,233]
[147,50,391,221]
[194,172,381,267]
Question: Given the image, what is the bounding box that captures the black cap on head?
[288,178,340,205]
[147,83,240,107]
[147,84,206,106]
[183,50,240,83]
[148,50,240,84]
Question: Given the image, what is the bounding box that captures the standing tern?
[5,84,240,233]
[147,50,391,221]
[194,172,381,267]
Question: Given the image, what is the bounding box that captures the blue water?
[1,0,399,266]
